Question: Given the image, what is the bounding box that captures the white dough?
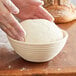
[21,19,63,44]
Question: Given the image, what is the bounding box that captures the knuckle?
[7,25,12,30]
[2,27,7,32]
[1,12,10,17]
[0,17,4,22]
[0,12,4,16]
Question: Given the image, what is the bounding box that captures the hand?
[0,0,25,41]
[12,0,54,21]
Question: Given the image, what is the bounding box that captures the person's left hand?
[12,0,54,21]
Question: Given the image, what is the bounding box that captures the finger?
[1,0,19,14]
[28,0,44,6]
[0,16,18,36]
[1,20,24,41]
[0,23,15,39]
[2,13,25,38]
[0,2,23,32]
[0,2,25,41]
[0,22,25,41]
[0,15,23,38]
[35,9,50,20]
[5,24,25,41]
[36,6,54,21]
[2,17,25,41]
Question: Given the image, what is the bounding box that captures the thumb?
[29,0,44,6]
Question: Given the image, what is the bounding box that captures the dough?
[21,19,63,44]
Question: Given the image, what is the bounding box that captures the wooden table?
[0,20,76,76]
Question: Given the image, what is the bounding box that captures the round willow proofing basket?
[8,30,68,62]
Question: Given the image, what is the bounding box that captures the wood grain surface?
[0,20,76,76]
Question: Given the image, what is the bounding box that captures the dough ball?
[21,19,63,44]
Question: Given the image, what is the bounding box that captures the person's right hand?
[0,0,25,41]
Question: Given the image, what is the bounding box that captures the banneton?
[8,19,68,62]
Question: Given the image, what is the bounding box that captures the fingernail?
[51,17,55,21]
[20,31,25,36]
[38,1,44,5]
[17,36,25,41]
[19,29,26,37]
[14,35,25,41]
[49,16,55,21]
[13,8,20,14]
[19,37,25,41]
[41,1,44,5]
